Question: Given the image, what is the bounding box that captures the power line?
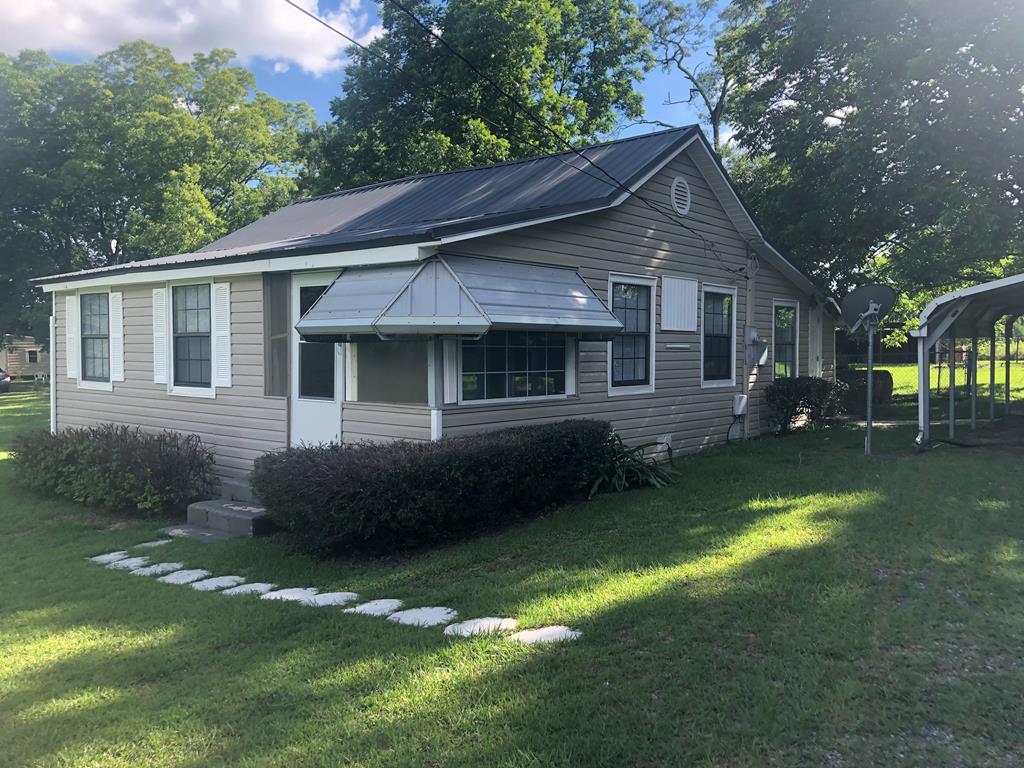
[381,0,746,276]
[281,0,746,276]
[279,0,616,191]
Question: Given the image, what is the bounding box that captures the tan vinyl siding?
[341,402,432,443]
[440,148,827,452]
[53,276,287,479]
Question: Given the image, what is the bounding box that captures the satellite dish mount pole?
[852,301,882,456]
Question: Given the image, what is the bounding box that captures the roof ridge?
[293,126,697,205]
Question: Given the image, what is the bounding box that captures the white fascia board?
[38,243,435,293]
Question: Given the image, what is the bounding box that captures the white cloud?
[0,0,382,76]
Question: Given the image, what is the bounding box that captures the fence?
[836,338,1024,422]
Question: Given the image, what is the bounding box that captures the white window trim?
[166,279,217,399]
[771,298,800,381]
[76,288,113,392]
[607,273,658,397]
[700,283,738,389]
[454,333,577,406]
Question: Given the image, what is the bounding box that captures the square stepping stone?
[88,551,129,565]
[105,556,150,571]
[261,588,318,604]
[134,539,172,549]
[508,626,581,644]
[387,607,458,628]
[306,591,359,607]
[344,599,404,617]
[157,569,211,585]
[130,562,184,577]
[191,575,246,592]
[222,582,277,596]
[443,617,519,637]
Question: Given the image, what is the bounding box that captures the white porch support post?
[970,334,978,430]
[989,325,997,422]
[948,332,956,440]
[49,300,56,434]
[428,336,443,441]
[916,332,930,447]
[1007,316,1015,417]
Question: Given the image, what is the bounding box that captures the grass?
[2,389,1024,766]
[846,361,1024,421]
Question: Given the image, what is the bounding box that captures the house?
[1,335,49,379]
[33,126,837,483]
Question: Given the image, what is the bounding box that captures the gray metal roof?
[913,272,1024,340]
[33,127,698,284]
[296,255,623,340]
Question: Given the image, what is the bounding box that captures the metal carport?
[911,273,1024,449]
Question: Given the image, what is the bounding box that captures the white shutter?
[109,292,125,382]
[152,287,169,384]
[65,294,79,379]
[211,282,232,388]
[661,276,698,332]
[442,337,459,404]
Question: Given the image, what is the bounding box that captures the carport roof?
[913,272,1024,341]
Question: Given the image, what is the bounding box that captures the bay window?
[461,331,568,401]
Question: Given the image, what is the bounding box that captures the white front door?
[808,305,824,377]
[290,272,343,445]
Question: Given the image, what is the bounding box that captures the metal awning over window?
[295,255,623,341]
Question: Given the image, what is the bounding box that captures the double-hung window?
[461,331,567,401]
[609,275,656,394]
[172,284,212,388]
[773,301,798,379]
[701,286,736,387]
[80,293,110,382]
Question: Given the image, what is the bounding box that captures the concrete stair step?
[221,477,259,504]
[186,499,275,538]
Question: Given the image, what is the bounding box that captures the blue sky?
[1,0,706,139]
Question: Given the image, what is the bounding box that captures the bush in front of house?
[13,425,218,516]
[252,419,619,556]
[767,376,848,433]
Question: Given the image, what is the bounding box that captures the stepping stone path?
[106,556,150,571]
[191,575,246,592]
[88,551,129,565]
[444,617,519,637]
[131,562,184,577]
[306,591,359,607]
[157,569,211,585]
[222,582,277,596]
[86,543,581,644]
[388,607,458,627]
[345,599,403,616]
[508,626,582,644]
[261,587,319,604]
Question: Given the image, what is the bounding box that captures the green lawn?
[2,390,1024,766]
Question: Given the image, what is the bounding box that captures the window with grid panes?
[773,304,797,379]
[702,290,733,382]
[172,284,212,388]
[80,293,110,381]
[610,282,652,387]
[461,331,566,401]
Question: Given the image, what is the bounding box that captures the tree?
[640,0,745,150]
[0,42,315,340]
[722,0,1024,305]
[305,0,651,193]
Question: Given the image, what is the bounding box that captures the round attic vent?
[670,176,691,216]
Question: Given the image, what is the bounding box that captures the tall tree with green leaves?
[305,0,651,193]
[0,41,315,340]
[721,0,1023,308]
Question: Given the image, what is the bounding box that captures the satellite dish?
[841,284,897,332]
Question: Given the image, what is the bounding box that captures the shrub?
[251,419,617,556]
[767,376,848,433]
[14,425,217,516]
[589,433,676,497]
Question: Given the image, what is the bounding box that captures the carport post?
[970,335,978,430]
[1007,317,1015,417]
[948,333,956,440]
[989,327,997,422]
[916,333,930,446]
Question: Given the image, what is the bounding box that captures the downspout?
[742,248,758,438]
[50,292,56,434]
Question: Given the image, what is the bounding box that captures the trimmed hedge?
[766,376,848,434]
[14,425,218,516]
[251,419,615,556]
